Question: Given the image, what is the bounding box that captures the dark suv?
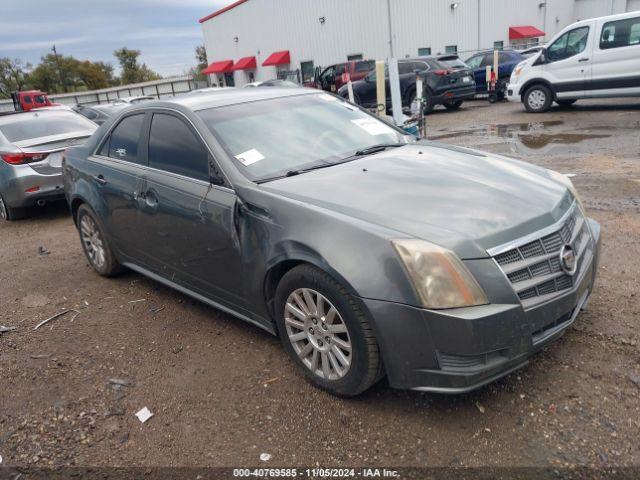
[338,57,475,114]
[464,50,525,94]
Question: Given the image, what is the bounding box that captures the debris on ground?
[260,453,272,462]
[263,377,279,386]
[29,354,51,359]
[33,309,80,331]
[0,325,17,335]
[128,299,146,304]
[150,305,165,314]
[108,378,133,388]
[476,401,486,414]
[37,246,50,257]
[135,407,154,423]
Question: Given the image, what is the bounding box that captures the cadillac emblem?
[559,244,577,276]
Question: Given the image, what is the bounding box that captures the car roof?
[0,108,73,126]
[147,87,318,112]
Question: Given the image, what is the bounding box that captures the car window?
[34,95,45,104]
[334,64,346,75]
[548,26,589,61]
[600,16,640,49]
[0,111,96,143]
[498,52,511,63]
[106,114,145,164]
[480,54,494,67]
[148,113,209,182]
[23,96,32,104]
[412,61,429,72]
[398,62,417,75]
[83,109,99,120]
[465,55,483,69]
[354,61,374,73]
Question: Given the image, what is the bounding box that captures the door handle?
[578,58,589,62]
[93,174,107,186]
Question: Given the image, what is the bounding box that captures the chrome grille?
[488,203,593,309]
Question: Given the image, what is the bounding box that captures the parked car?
[62,88,600,396]
[0,109,97,220]
[73,103,127,125]
[312,60,376,92]
[436,54,469,70]
[243,79,300,88]
[112,95,155,105]
[508,11,640,112]
[338,57,475,114]
[464,49,525,94]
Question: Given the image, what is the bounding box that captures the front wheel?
[76,204,124,277]
[523,84,553,113]
[275,264,382,396]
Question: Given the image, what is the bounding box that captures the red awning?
[232,56,257,71]
[509,26,545,40]
[202,60,234,74]
[262,50,290,67]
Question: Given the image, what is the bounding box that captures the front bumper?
[506,82,523,102]
[363,218,601,393]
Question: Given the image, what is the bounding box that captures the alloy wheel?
[80,215,106,269]
[284,288,352,381]
[528,89,546,110]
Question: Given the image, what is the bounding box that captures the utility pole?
[386,0,394,58]
[51,44,67,93]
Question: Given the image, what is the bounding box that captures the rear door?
[544,23,593,99]
[139,111,245,310]
[590,14,640,97]
[89,112,148,260]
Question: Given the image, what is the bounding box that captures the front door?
[544,24,593,99]
[138,111,245,311]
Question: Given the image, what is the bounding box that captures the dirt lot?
[1,98,639,470]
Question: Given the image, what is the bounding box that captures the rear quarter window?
[0,111,96,143]
[600,16,640,49]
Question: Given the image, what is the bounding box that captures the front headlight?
[392,239,489,309]
[547,169,583,207]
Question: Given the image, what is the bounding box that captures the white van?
[507,11,640,113]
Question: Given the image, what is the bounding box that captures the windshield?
[197,93,410,182]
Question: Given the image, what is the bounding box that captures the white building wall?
[201,0,640,86]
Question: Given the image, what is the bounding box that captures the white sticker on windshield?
[351,118,395,136]
[235,148,265,166]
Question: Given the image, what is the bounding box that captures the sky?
[0,0,234,77]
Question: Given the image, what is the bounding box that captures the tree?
[27,53,117,93]
[191,45,209,81]
[113,47,161,85]
[0,58,31,99]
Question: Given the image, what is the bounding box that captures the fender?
[520,78,557,101]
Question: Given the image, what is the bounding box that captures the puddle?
[427,120,613,154]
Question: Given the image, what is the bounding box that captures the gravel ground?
[0,97,639,470]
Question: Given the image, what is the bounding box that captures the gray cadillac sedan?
[62,88,600,396]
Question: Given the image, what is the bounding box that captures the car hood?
[261,144,572,259]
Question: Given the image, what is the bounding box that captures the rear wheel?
[422,90,435,114]
[444,100,463,111]
[0,192,26,221]
[76,204,124,277]
[275,264,382,396]
[523,84,553,113]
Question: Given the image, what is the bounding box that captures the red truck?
[308,60,375,93]
[10,90,60,112]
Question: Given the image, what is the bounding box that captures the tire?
[556,99,577,107]
[523,84,553,113]
[444,100,463,111]
[422,90,435,114]
[274,264,382,396]
[76,204,124,277]
[0,192,26,221]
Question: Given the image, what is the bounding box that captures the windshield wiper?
[256,162,334,183]
[352,143,405,157]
